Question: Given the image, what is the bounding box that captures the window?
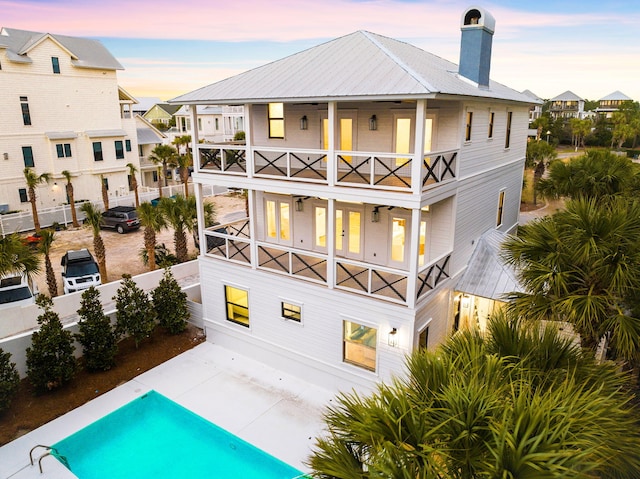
[138,145,144,157]
[394,117,412,166]
[488,111,495,138]
[281,301,302,322]
[115,140,124,159]
[125,139,132,152]
[102,177,109,191]
[268,102,284,139]
[215,118,219,130]
[496,190,505,227]
[93,142,103,161]
[465,111,473,141]
[335,208,362,257]
[20,96,31,125]
[390,217,407,263]
[51,56,60,74]
[197,118,202,131]
[314,206,327,249]
[418,220,427,267]
[418,327,429,349]
[22,146,34,167]
[18,188,28,203]
[505,111,513,148]
[152,170,158,182]
[56,143,72,158]
[265,198,291,244]
[225,285,249,327]
[343,320,376,371]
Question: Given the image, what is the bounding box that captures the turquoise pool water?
[52,390,304,479]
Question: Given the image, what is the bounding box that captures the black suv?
[101,206,140,234]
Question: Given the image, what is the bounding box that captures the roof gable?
[550,90,583,101]
[0,27,123,70]
[599,90,633,101]
[171,30,532,105]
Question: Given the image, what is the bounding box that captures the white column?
[327,102,336,187]
[327,198,335,289]
[244,103,253,178]
[412,99,426,196]
[189,105,200,173]
[248,189,258,270]
[406,207,421,308]
[194,182,205,258]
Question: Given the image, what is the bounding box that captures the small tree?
[152,268,189,334]
[0,348,20,413]
[114,275,156,348]
[24,168,51,234]
[126,163,140,208]
[26,295,76,393]
[100,175,109,210]
[61,170,80,228]
[76,287,117,371]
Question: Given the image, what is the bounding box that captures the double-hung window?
[115,140,124,159]
[22,146,34,167]
[281,301,302,322]
[93,142,103,161]
[268,103,284,139]
[225,285,249,327]
[20,96,31,126]
[51,57,60,74]
[343,320,377,371]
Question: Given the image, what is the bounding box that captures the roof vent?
[459,6,496,87]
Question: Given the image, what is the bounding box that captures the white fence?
[0,260,203,377]
[0,184,228,236]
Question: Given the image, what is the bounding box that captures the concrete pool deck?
[0,342,337,478]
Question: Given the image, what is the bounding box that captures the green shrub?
[76,287,118,371]
[0,348,20,412]
[153,268,189,334]
[26,295,76,393]
[114,275,156,348]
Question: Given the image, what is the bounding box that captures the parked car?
[0,273,37,309]
[101,206,140,234]
[61,249,101,294]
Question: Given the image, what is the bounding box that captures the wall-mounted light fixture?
[2,153,8,161]
[388,327,398,347]
[461,294,470,308]
[300,115,308,130]
[371,206,380,223]
[295,197,304,212]
[369,115,377,131]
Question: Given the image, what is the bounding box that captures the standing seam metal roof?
[171,30,534,105]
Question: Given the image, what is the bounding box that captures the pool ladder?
[29,444,69,473]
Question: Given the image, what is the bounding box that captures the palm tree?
[502,196,640,362]
[172,135,192,155]
[525,140,556,205]
[100,175,109,210]
[568,117,591,150]
[308,313,640,478]
[149,144,178,196]
[176,153,192,198]
[80,202,107,281]
[0,233,40,280]
[37,229,58,297]
[137,202,165,271]
[126,163,140,208]
[23,168,51,234]
[61,170,80,228]
[157,194,195,263]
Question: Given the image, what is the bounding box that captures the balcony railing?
[197,144,458,192]
[257,243,328,284]
[203,218,251,265]
[335,259,408,304]
[416,252,451,301]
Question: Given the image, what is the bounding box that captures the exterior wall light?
[388,327,398,347]
[295,197,304,212]
[369,115,377,131]
[371,206,380,222]
[300,115,308,130]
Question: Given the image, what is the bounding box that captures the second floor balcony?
[197,144,457,194]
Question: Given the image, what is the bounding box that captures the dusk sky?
[3,0,639,102]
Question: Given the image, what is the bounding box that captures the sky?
[2,0,640,102]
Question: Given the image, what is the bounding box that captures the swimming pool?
[52,390,305,479]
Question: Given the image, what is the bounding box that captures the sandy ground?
[34,192,246,296]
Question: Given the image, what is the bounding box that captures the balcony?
[197,144,457,193]
[202,217,451,306]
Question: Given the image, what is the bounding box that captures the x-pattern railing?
[199,146,246,173]
[200,148,221,170]
[258,245,328,284]
[373,157,411,188]
[422,151,457,187]
[290,152,327,180]
[337,155,369,184]
[336,260,408,303]
[227,220,250,238]
[291,252,327,282]
[254,150,288,176]
[416,254,451,300]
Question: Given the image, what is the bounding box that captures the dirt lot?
[33,192,246,296]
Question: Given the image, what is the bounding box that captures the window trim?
[268,102,285,139]
[125,139,132,152]
[280,299,302,323]
[496,189,505,227]
[56,143,72,158]
[22,146,34,167]
[465,111,473,142]
[342,317,378,372]
[93,141,103,161]
[505,111,513,149]
[20,97,31,126]
[114,140,125,159]
[224,284,250,328]
[488,111,495,139]
[51,56,60,74]
[18,188,28,203]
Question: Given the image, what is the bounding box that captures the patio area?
[0,342,336,478]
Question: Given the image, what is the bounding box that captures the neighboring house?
[172,104,245,143]
[135,115,167,188]
[133,96,162,116]
[522,89,543,123]
[548,90,585,120]
[142,103,181,129]
[595,90,633,119]
[0,27,141,212]
[171,6,534,391]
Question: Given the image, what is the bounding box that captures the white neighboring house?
[135,115,167,188]
[0,27,141,212]
[595,90,634,119]
[172,104,245,144]
[548,90,586,120]
[172,6,534,392]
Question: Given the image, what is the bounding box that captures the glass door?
[335,207,363,260]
